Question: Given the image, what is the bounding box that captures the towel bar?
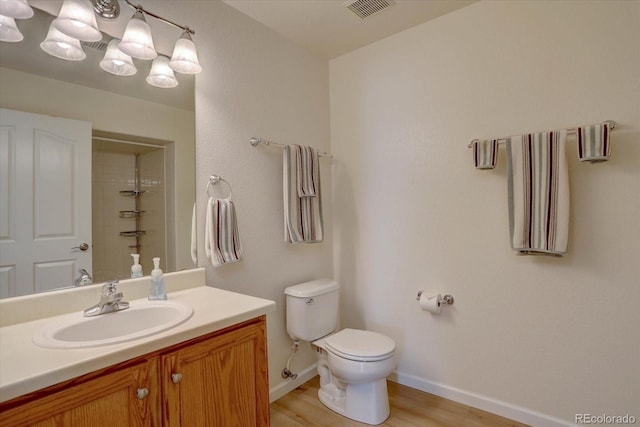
[249,136,333,158]
[467,120,616,148]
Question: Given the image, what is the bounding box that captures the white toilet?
[284,279,396,425]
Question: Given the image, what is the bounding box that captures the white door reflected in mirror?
[0,108,92,298]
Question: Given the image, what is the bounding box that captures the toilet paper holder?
[416,291,454,306]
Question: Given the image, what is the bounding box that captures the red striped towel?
[506,131,569,256]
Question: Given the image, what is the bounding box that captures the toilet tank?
[284,279,340,342]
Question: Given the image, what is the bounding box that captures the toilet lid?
[325,329,395,362]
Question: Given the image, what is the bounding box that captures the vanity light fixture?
[118,7,156,60]
[169,30,202,75]
[0,0,201,86]
[54,0,102,42]
[0,14,23,42]
[0,0,34,19]
[146,55,178,88]
[99,39,136,76]
[40,21,86,61]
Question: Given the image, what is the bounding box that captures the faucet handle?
[101,280,119,296]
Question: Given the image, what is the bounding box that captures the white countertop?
[0,274,275,403]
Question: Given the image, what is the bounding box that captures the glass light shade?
[118,10,156,60]
[0,0,34,19]
[53,0,101,42]
[169,31,201,74]
[40,22,86,61]
[146,56,178,88]
[0,15,23,42]
[100,39,136,76]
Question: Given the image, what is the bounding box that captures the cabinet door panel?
[163,321,269,427]
[0,359,159,427]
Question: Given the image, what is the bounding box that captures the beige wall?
[162,1,333,396]
[5,0,637,423]
[330,1,639,425]
[0,68,195,272]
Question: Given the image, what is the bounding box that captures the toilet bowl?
[313,329,395,425]
[284,279,396,425]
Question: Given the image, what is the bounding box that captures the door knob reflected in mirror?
[71,243,89,251]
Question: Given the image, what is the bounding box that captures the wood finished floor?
[270,377,530,427]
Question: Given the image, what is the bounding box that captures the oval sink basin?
[33,300,194,349]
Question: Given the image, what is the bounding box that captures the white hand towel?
[506,131,569,256]
[204,197,242,267]
[283,145,323,243]
[472,139,499,169]
[577,123,612,162]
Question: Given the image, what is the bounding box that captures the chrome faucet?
[83,280,130,317]
[74,268,93,287]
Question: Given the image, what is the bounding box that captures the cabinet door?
[162,320,269,427]
[0,358,159,427]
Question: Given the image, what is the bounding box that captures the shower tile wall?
[92,150,136,282]
[139,149,166,274]
[92,148,165,282]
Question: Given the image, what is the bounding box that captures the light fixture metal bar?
[93,0,120,19]
[123,0,195,35]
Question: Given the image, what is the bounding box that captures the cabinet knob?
[136,388,149,399]
[171,373,183,384]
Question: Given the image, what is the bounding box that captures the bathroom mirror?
[0,6,196,298]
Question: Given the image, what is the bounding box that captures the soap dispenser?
[131,253,143,278]
[148,257,167,300]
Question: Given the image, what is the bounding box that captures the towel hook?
[206,175,232,199]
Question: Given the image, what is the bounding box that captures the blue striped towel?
[577,123,612,162]
[283,145,323,243]
[472,139,499,169]
[204,197,242,267]
[506,131,569,256]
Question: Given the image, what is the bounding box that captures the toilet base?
[318,378,390,425]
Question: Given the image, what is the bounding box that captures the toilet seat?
[324,328,395,362]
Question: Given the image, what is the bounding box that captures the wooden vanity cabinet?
[162,316,270,426]
[0,358,160,427]
[0,316,269,427]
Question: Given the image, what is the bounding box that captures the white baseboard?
[269,363,318,403]
[390,371,574,427]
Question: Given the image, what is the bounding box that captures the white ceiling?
[2,0,476,109]
[222,0,478,59]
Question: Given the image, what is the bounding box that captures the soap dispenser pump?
[131,253,143,278]
[148,257,167,300]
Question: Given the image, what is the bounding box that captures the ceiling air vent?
[345,0,396,20]
[81,40,109,52]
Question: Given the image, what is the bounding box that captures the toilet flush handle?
[306,298,314,305]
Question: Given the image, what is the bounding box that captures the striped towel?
[283,145,323,243]
[204,197,242,267]
[296,145,319,197]
[577,123,612,162]
[506,131,569,256]
[472,139,499,169]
